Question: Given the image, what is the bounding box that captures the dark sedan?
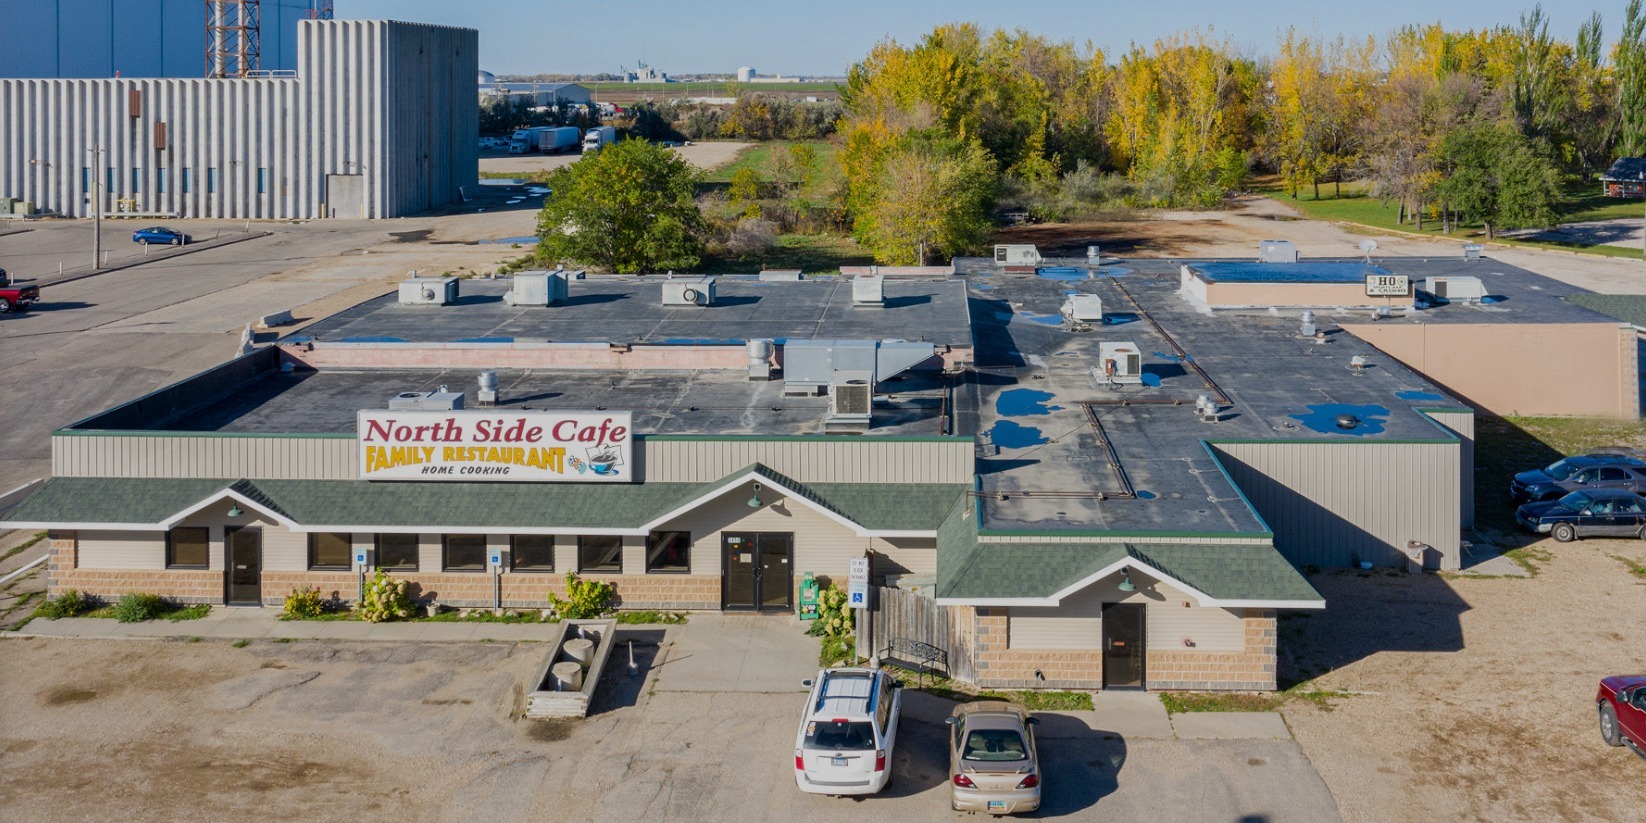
[1510,453,1646,503]
[132,226,190,246]
[1515,488,1646,542]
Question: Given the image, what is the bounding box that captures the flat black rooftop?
[292,275,974,349]
[156,367,952,437]
[952,256,1478,534]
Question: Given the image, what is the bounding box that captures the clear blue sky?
[341,0,1633,76]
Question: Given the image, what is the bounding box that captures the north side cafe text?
[356,410,634,482]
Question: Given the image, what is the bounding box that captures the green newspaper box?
[798,571,820,620]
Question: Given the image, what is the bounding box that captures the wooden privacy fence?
[869,585,975,683]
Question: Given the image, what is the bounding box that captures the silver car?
[946,701,1042,814]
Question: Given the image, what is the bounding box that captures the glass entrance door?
[1102,603,1146,689]
[226,527,262,606]
[721,533,793,611]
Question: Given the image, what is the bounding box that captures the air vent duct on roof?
[388,389,465,411]
[662,276,715,306]
[1424,275,1488,303]
[852,275,885,308]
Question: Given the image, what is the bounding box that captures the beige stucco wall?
[1342,322,1638,418]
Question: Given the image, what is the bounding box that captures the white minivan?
[794,667,903,795]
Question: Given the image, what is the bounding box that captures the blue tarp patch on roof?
[1194,262,1392,284]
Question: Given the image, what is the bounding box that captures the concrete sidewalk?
[15,606,575,643]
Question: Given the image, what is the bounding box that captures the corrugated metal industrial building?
[0,19,478,219]
[0,0,325,78]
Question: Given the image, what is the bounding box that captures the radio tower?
[205,1,261,78]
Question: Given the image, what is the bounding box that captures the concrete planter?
[525,619,618,719]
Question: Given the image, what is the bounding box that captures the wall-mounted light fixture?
[227,504,244,518]
[747,482,763,509]
[1117,571,1136,592]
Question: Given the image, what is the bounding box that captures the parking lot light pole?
[88,144,102,270]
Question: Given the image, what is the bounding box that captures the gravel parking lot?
[0,620,1339,823]
[1282,537,1646,823]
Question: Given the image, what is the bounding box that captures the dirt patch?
[1283,539,1646,822]
[524,720,575,743]
[43,687,98,705]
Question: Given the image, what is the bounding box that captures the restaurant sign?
[357,410,633,482]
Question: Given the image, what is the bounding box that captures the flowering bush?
[548,573,615,619]
[34,589,93,619]
[282,585,328,619]
[807,583,854,638]
[360,570,413,623]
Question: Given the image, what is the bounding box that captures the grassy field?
[1255,179,1644,259]
[700,140,839,186]
[699,233,871,276]
[1473,415,1646,536]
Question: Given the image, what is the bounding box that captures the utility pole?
[89,144,102,270]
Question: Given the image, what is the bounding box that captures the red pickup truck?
[0,268,40,313]
[1597,674,1646,757]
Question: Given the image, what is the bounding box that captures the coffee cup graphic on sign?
[588,445,621,476]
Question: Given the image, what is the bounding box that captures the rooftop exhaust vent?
[477,371,499,407]
[389,388,465,411]
[504,270,570,306]
[1095,342,1143,387]
[1063,294,1104,325]
[1258,240,1299,263]
[827,377,873,432]
[398,274,460,306]
[746,339,773,382]
[1462,243,1484,261]
[662,276,716,306]
[1423,275,1488,303]
[852,275,885,308]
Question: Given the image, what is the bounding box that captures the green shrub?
[548,573,615,619]
[33,589,93,619]
[111,592,168,623]
[360,569,413,623]
[807,583,853,638]
[282,585,328,619]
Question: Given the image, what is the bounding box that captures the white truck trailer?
[581,126,618,153]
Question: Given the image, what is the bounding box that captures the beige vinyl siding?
[256,524,308,572]
[656,482,879,582]
[640,438,973,484]
[52,434,358,480]
[1211,440,1462,569]
[416,535,439,573]
[1007,587,1102,650]
[1146,604,1244,652]
[77,530,166,570]
[873,538,937,578]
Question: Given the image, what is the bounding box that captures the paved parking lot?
[0,613,1340,822]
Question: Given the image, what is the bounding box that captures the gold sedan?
[945,701,1042,815]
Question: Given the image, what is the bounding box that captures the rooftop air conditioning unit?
[1063,294,1104,324]
[852,275,885,308]
[1095,342,1143,386]
[504,271,568,306]
[388,387,465,411]
[1462,243,1484,261]
[827,377,873,431]
[662,276,715,306]
[398,275,460,306]
[993,244,1042,266]
[1258,240,1298,263]
[1424,275,1489,303]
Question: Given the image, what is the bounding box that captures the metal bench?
[887,637,948,686]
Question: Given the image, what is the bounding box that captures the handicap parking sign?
[848,582,868,609]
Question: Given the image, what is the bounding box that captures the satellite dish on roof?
[1359,239,1378,263]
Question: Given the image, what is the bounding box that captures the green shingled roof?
[1565,294,1646,328]
[934,493,1321,605]
[1,468,966,534]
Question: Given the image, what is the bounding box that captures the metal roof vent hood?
[852,274,885,308]
[662,275,716,306]
[389,385,465,411]
[781,339,936,395]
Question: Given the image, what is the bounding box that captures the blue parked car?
[132,226,190,246]
[1509,453,1646,503]
[1515,488,1646,542]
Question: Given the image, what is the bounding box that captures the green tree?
[535,139,706,273]
[727,166,764,218]
[1617,0,1646,157]
[1432,121,1561,238]
[855,135,996,265]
